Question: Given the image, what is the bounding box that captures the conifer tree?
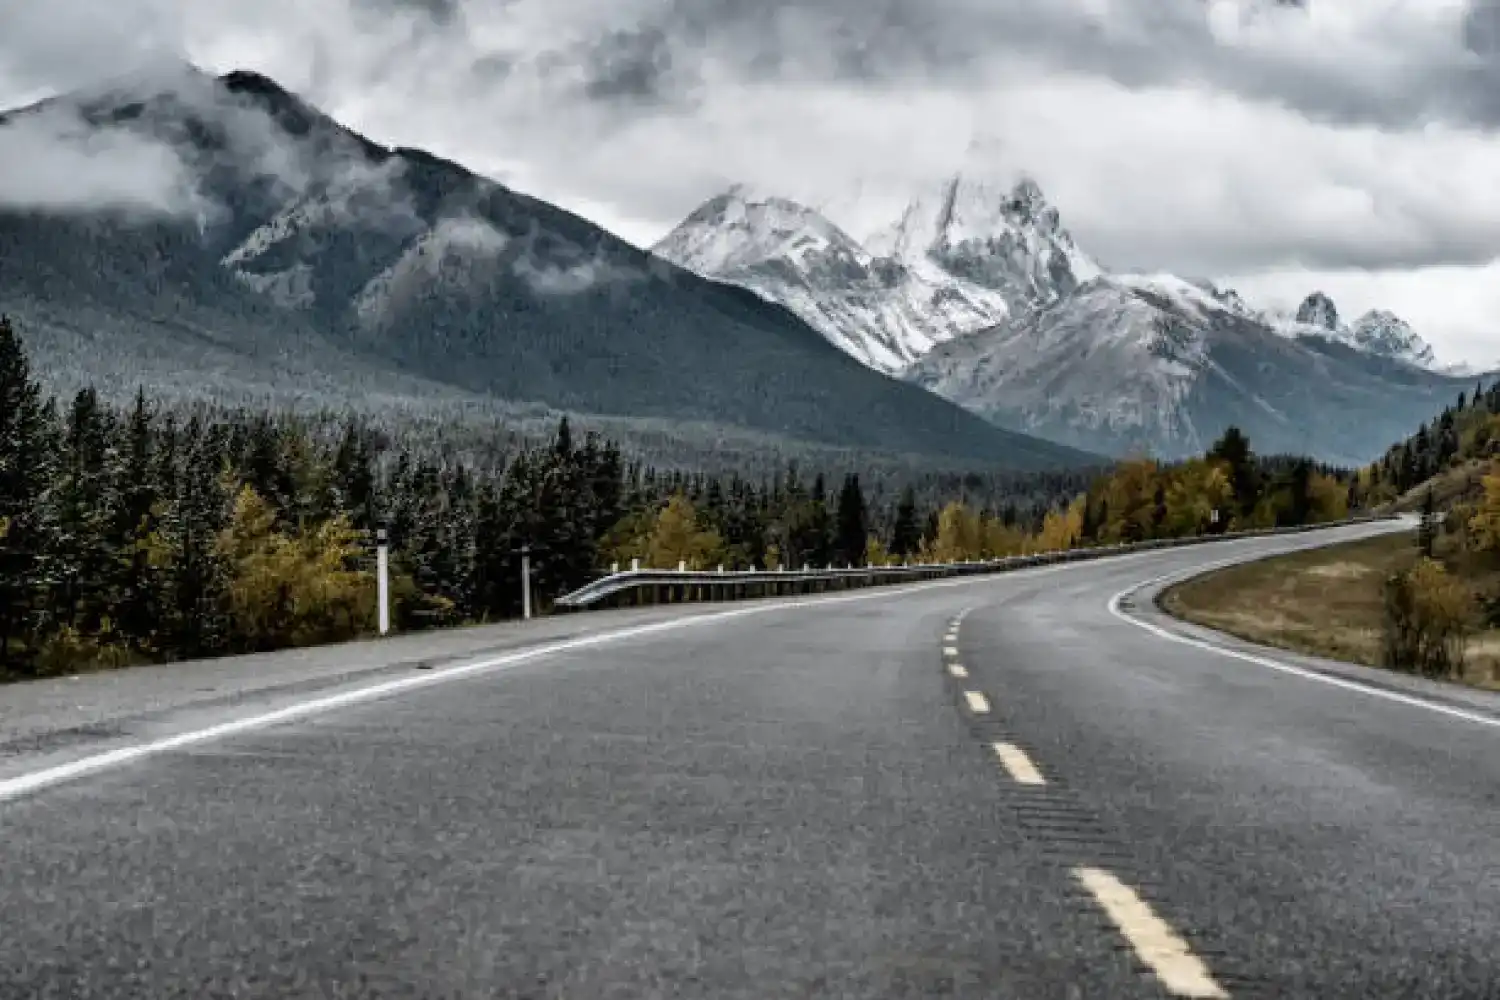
[890,487,920,557]
[834,474,868,566]
[0,317,60,672]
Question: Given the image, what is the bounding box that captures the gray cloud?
[0,101,208,217]
[577,26,691,107]
[3,0,1500,359]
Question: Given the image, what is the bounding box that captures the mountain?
[651,186,1010,371]
[1271,293,1439,370]
[653,175,1094,374]
[856,175,1101,309]
[658,169,1484,465]
[907,274,1483,466]
[0,66,1095,471]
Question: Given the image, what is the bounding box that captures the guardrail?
[554,514,1405,611]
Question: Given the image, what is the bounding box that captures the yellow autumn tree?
[1099,458,1160,543]
[1162,459,1233,538]
[1035,495,1086,551]
[929,501,982,562]
[217,485,377,651]
[981,515,1026,558]
[1468,462,1500,553]
[643,494,723,570]
[1307,471,1350,523]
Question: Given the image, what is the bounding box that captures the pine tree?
[0,317,60,672]
[1208,426,1259,518]
[53,388,116,633]
[834,474,868,566]
[162,429,231,658]
[890,487,920,557]
[108,389,163,653]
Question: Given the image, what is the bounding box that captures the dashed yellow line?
[1073,867,1228,998]
[963,690,991,714]
[991,742,1046,785]
[947,663,969,679]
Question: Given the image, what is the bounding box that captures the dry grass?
[1162,532,1500,690]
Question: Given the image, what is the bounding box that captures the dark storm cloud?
[553,0,1500,131]
[4,0,1500,356]
[367,0,463,24]
[578,27,690,107]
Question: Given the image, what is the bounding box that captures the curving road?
[1,520,1497,999]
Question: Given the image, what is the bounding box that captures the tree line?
[0,316,1354,678]
[1351,381,1500,505]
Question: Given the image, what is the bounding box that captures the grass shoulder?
[1161,531,1500,690]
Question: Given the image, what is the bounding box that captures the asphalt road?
[2,520,1497,999]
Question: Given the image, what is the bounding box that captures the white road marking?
[948,663,969,679]
[1109,573,1500,732]
[1074,867,1228,998]
[943,645,960,658]
[991,742,1046,785]
[963,690,991,714]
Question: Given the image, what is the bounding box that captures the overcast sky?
[3,0,1499,364]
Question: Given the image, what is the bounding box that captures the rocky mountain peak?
[1350,309,1437,368]
[1295,291,1339,330]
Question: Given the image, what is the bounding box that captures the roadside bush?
[1382,558,1472,678]
[33,626,138,677]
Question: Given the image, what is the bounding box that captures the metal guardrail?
[554,514,1403,610]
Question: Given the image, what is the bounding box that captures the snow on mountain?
[906,274,1479,465]
[857,175,1101,307]
[651,166,1478,464]
[651,185,1011,372]
[652,175,1094,373]
[1269,292,1441,371]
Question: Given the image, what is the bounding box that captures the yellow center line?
[991,742,1046,785]
[1073,867,1229,999]
[963,690,991,714]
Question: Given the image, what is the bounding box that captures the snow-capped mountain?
[650,186,1009,371]
[906,273,1481,465]
[1268,293,1440,370]
[653,168,1481,463]
[652,174,1092,374]
[859,175,1101,306]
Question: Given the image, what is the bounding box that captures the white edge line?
[1108,567,1500,732]
[0,547,1190,804]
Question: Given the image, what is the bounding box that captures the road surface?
[1,520,1496,999]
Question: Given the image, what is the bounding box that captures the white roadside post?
[375,526,390,637]
[521,544,533,621]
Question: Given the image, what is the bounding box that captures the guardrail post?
[375,527,390,636]
[632,558,640,572]
[520,545,532,621]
